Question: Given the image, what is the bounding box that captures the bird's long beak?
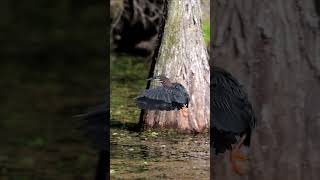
[146,77,160,81]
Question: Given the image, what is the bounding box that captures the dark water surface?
[0,58,106,179]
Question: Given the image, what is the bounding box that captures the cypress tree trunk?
[211,0,320,179]
[142,0,210,132]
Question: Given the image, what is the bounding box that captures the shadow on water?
[110,54,209,179]
[110,118,141,132]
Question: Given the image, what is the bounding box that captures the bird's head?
[146,75,172,86]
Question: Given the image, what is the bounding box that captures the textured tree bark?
[211,0,320,179]
[142,0,210,132]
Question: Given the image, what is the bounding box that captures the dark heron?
[211,66,256,175]
[77,103,109,180]
[134,75,190,116]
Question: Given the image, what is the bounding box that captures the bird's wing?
[136,86,173,103]
[170,83,190,105]
[134,86,177,110]
[212,68,255,133]
[135,97,176,110]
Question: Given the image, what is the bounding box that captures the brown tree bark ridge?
[143,0,210,133]
[211,0,320,179]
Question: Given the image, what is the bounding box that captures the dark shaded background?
[0,0,108,179]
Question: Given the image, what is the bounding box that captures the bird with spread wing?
[134,75,190,117]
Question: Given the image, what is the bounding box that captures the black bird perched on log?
[211,66,256,175]
[134,75,190,116]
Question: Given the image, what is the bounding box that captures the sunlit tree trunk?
[211,0,320,179]
[141,0,210,132]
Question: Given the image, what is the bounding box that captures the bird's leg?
[232,134,247,159]
[181,104,188,117]
[229,134,248,175]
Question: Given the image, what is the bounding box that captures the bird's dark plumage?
[135,76,189,111]
[211,66,256,154]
